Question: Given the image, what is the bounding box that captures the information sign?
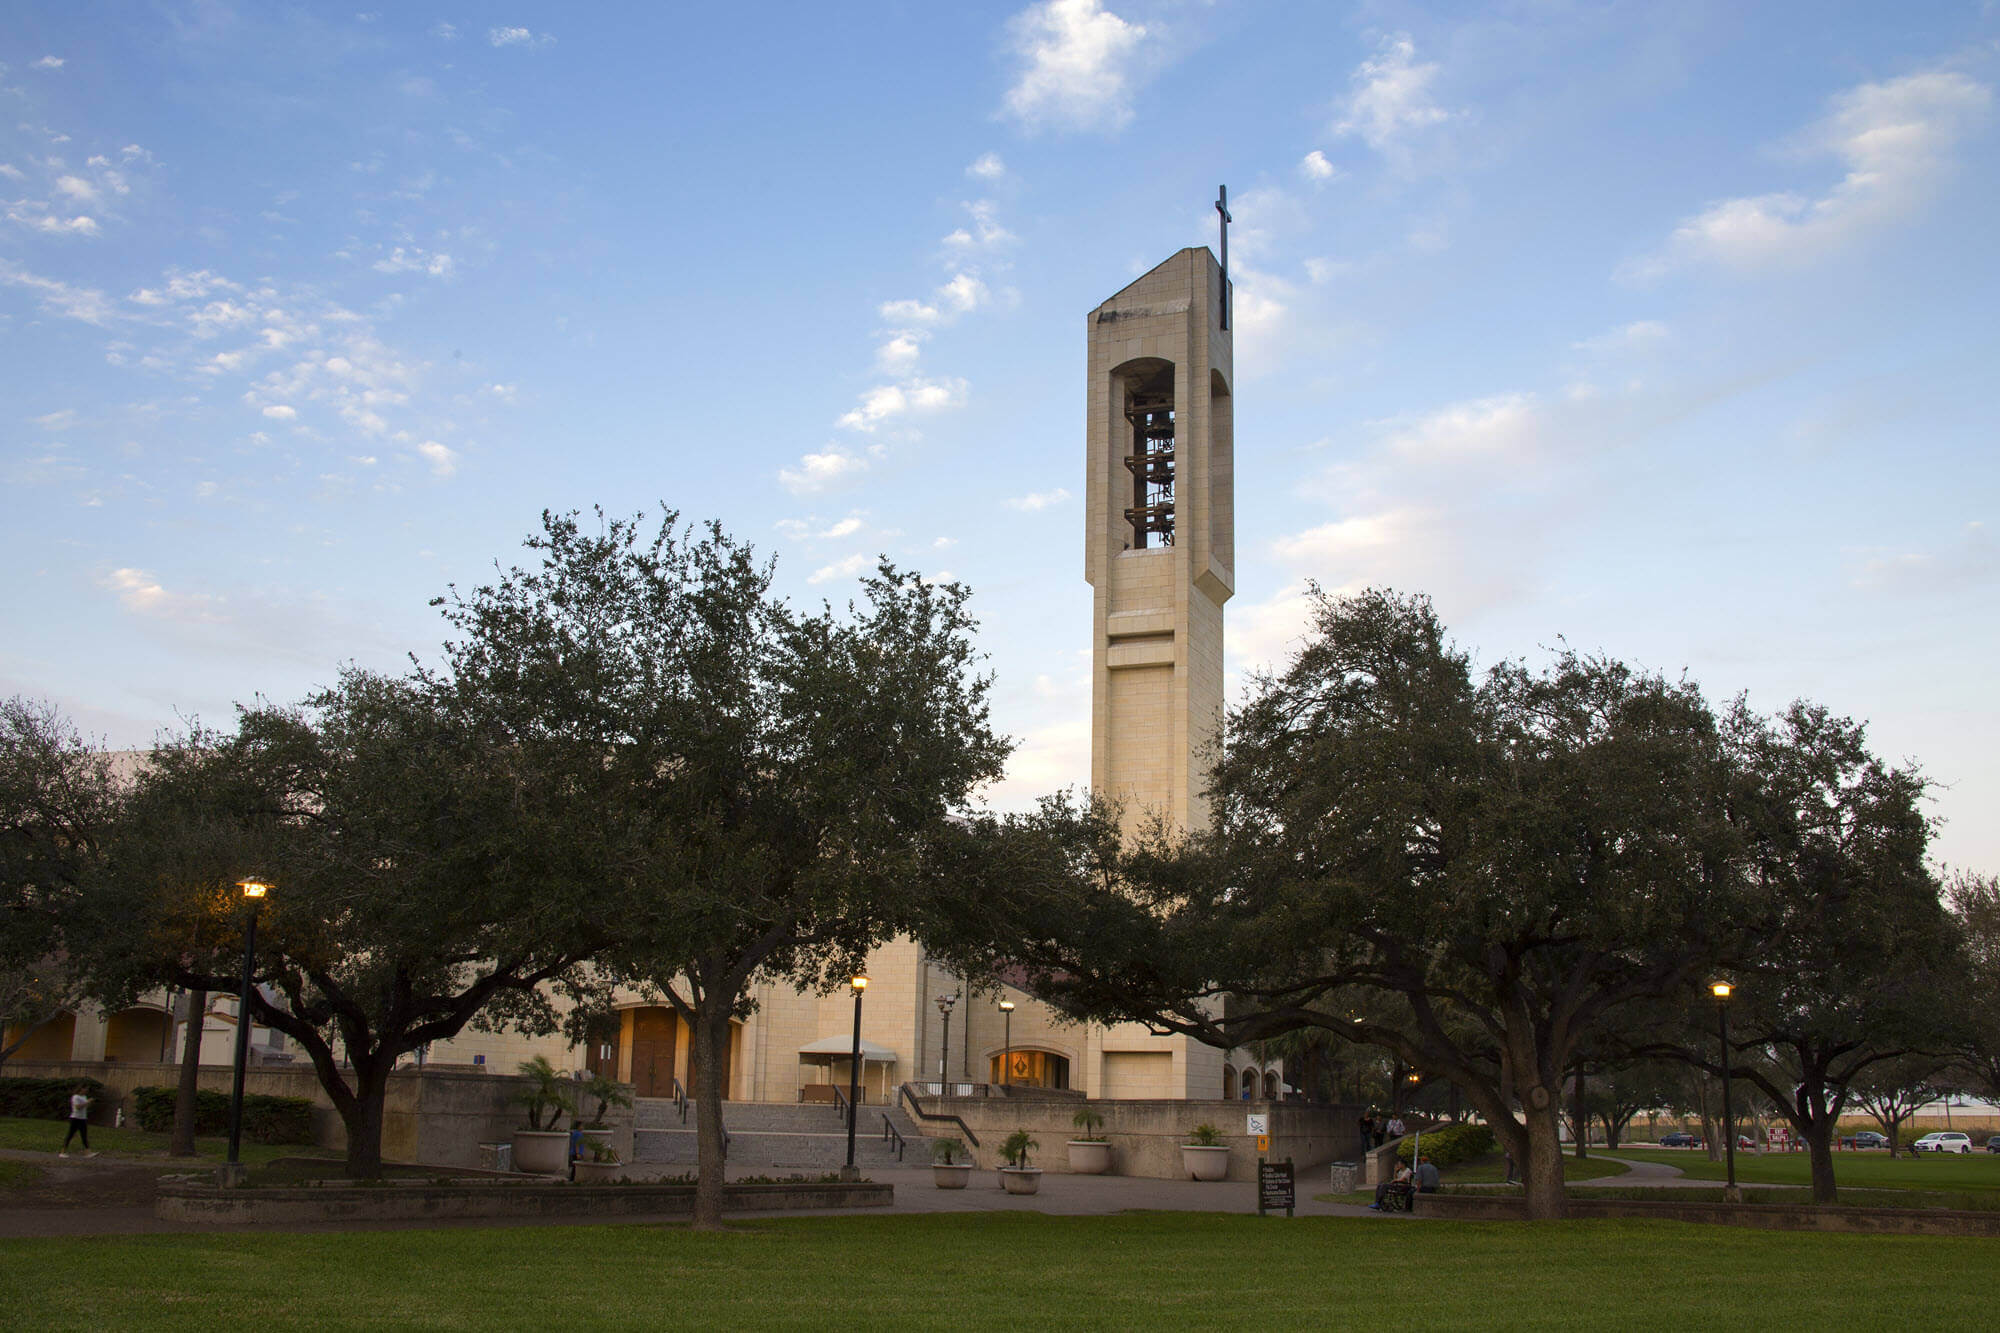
[1257,1160,1296,1216]
[1245,1113,1268,1136]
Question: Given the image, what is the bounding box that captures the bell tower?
[1085,247,1234,833]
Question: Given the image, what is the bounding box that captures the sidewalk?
[0,1150,1384,1238]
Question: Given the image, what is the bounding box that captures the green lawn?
[1445,1152,1632,1184]
[0,1159,42,1189]
[1610,1146,2000,1195]
[0,1116,334,1168]
[0,1213,1993,1327]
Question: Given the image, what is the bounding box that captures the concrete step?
[631,1098,895,1136]
[632,1125,919,1169]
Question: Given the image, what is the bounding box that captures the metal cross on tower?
[1215,184,1232,331]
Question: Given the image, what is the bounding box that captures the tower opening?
[1120,361,1176,548]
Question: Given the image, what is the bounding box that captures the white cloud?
[836,376,968,431]
[1002,0,1151,133]
[488,27,551,48]
[933,536,957,549]
[32,56,64,71]
[879,297,941,324]
[1629,69,1992,278]
[945,200,1016,250]
[373,246,455,278]
[1006,487,1073,512]
[6,208,99,237]
[807,553,871,585]
[821,516,864,539]
[1378,393,1539,463]
[1332,33,1456,167]
[876,332,925,372]
[939,272,989,314]
[54,175,98,204]
[1571,320,1670,354]
[0,261,115,324]
[1300,150,1341,182]
[100,568,220,622]
[431,22,458,40]
[416,440,458,477]
[1851,521,1992,592]
[780,448,868,494]
[260,404,297,421]
[967,152,1007,180]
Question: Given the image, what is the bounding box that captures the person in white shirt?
[1387,1115,1407,1139]
[59,1085,96,1157]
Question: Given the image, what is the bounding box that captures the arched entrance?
[104,1006,170,1063]
[3,1011,75,1062]
[1239,1067,1257,1099]
[989,1049,1070,1090]
[1222,1064,1236,1099]
[1263,1070,1280,1100]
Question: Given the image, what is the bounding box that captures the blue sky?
[3,2,1995,872]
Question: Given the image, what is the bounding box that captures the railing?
[897,1082,980,1149]
[830,1084,849,1121]
[881,1113,906,1162]
[671,1078,729,1159]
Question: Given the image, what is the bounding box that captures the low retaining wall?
[9,1060,634,1170]
[1415,1191,2000,1237]
[156,1179,891,1226]
[910,1095,1362,1183]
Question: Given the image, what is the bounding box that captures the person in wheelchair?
[1371,1154,1441,1211]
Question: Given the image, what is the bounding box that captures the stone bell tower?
[1085,246,1234,835]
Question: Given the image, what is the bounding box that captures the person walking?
[59,1084,97,1157]
[1387,1113,1407,1140]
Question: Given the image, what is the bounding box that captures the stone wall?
[7,1059,634,1170]
[911,1093,1362,1183]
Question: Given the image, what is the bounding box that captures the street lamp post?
[843,975,867,1181]
[999,999,1015,1089]
[935,992,957,1090]
[227,879,270,1178]
[1712,980,1738,1198]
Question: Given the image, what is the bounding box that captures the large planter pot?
[1181,1144,1230,1181]
[1067,1140,1112,1175]
[578,1127,614,1159]
[573,1159,623,1183]
[998,1167,1043,1195]
[933,1163,974,1189]
[512,1130,570,1176]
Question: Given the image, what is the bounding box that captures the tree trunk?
[170,987,206,1156]
[1804,1118,1837,1204]
[691,1005,730,1231]
[337,1058,393,1180]
[1571,1073,1588,1159]
[1521,1097,1569,1219]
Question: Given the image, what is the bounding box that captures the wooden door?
[628,1007,678,1099]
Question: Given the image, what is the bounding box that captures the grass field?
[1444,1153,1632,1184]
[0,1116,334,1168]
[0,1158,43,1189]
[1,1213,1993,1328]
[1611,1146,2000,1196]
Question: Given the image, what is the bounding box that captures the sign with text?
[1257,1160,1295,1216]
[1245,1114,1268,1136]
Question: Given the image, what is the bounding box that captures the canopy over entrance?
[798,1036,898,1064]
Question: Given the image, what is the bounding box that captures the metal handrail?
[898,1082,980,1149]
[671,1078,729,1158]
[831,1084,850,1120]
[881,1113,906,1162]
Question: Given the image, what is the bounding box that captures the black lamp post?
[1712,980,1737,1196]
[843,975,867,1180]
[999,999,1015,1088]
[935,992,956,1089]
[227,879,270,1171]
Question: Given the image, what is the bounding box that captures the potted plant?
[510,1056,577,1175]
[1181,1122,1230,1181]
[578,1071,633,1160]
[1067,1106,1112,1174]
[932,1137,974,1189]
[573,1138,623,1183]
[998,1128,1042,1194]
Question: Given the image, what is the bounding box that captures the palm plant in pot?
[511,1056,577,1175]
[579,1071,633,1161]
[573,1137,623,1183]
[1181,1121,1230,1181]
[931,1137,974,1189]
[1067,1106,1112,1174]
[999,1128,1042,1194]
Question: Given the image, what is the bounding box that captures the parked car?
[1912,1132,1973,1154]
[1658,1132,1701,1148]
[1986,1136,2000,1154]
[1846,1131,1889,1150]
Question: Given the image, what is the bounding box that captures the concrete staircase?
[632,1098,931,1171]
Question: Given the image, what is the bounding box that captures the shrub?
[1396,1122,1496,1168]
[931,1138,964,1166]
[1187,1123,1223,1146]
[1000,1128,1038,1168]
[130,1086,315,1143]
[1071,1107,1107,1141]
[0,1076,107,1120]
